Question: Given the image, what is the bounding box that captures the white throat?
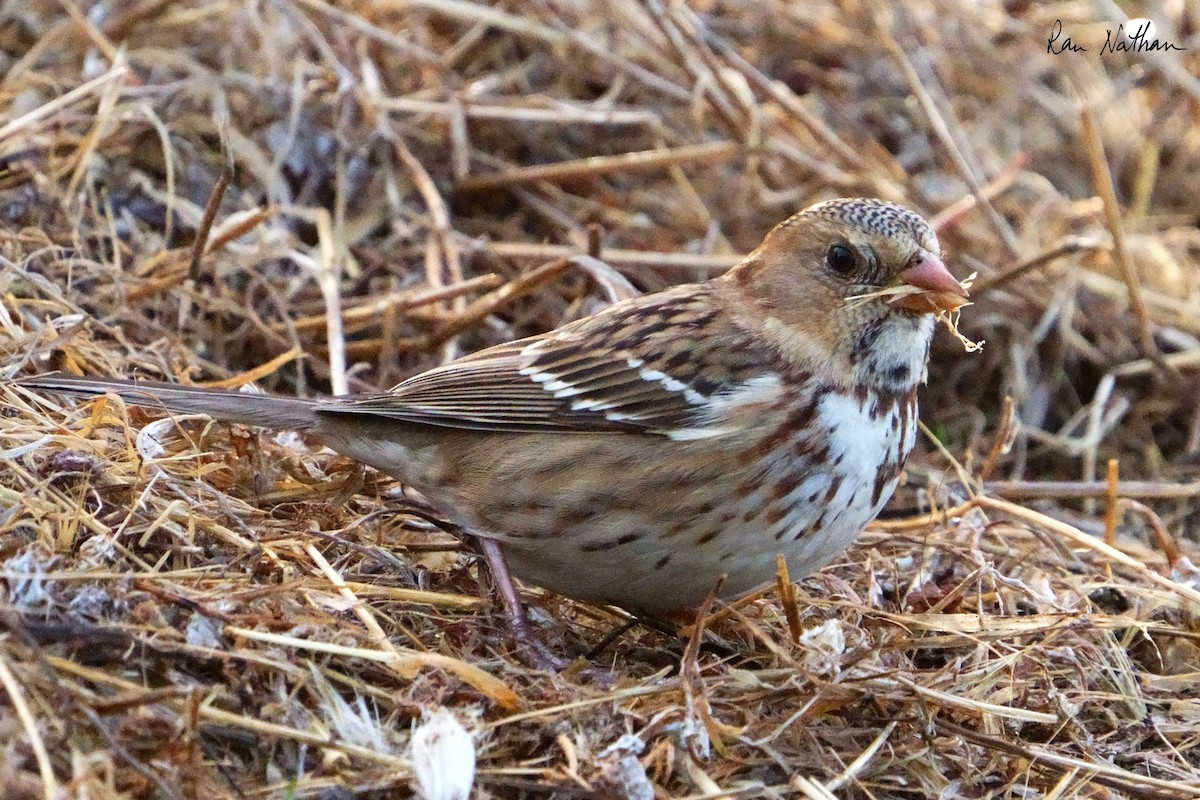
[850,312,935,393]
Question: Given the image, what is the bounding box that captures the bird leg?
[389,497,570,670]
[477,538,569,671]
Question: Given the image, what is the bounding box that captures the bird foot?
[477,538,572,672]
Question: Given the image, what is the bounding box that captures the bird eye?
[826,244,855,275]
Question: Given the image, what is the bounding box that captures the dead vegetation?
[1,1,1199,798]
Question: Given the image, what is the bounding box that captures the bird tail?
[17,372,322,432]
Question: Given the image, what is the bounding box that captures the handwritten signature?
[1047,19,1187,55]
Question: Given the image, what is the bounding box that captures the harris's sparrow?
[21,198,967,616]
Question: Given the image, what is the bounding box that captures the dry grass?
[2,1,1200,798]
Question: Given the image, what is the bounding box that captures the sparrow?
[20,198,967,623]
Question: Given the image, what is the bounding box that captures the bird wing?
[317,285,779,436]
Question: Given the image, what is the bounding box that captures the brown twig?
[774,555,802,645]
[972,496,1200,607]
[978,396,1017,482]
[1118,499,1184,569]
[422,257,573,348]
[1078,102,1158,363]
[935,719,1193,800]
[1104,459,1120,547]
[189,161,232,282]
[879,24,1020,260]
[455,141,742,193]
[480,241,740,273]
[970,237,1108,296]
[272,274,501,335]
[984,480,1200,500]
[929,153,1028,233]
[679,573,726,763]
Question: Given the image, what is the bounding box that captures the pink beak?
[892,251,969,313]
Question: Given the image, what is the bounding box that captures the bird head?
[725,197,968,390]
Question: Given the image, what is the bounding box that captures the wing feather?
[316,284,779,435]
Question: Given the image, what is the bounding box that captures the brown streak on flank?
[772,493,812,539]
[870,466,893,507]
[734,477,763,501]
[696,529,721,545]
[580,532,642,552]
[763,504,789,525]
[771,471,804,500]
[739,401,815,464]
[792,437,831,463]
[521,500,553,514]
[897,392,915,449]
[798,516,823,540]
[736,424,788,465]
[557,505,601,527]
[654,555,671,570]
[664,519,692,538]
[823,475,843,506]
